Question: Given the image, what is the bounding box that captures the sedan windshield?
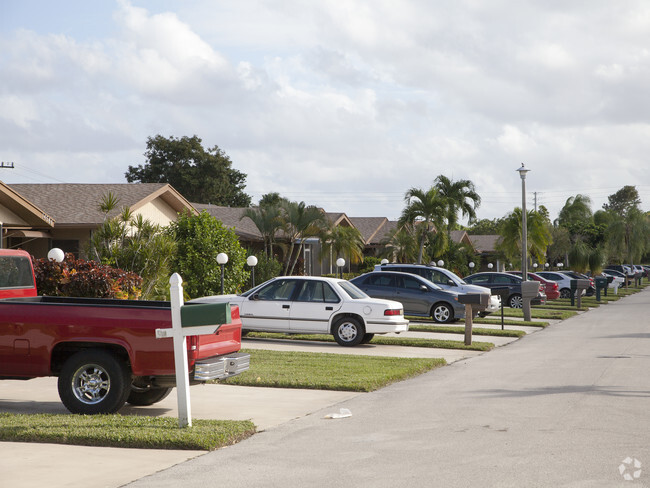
[446,269,466,285]
[338,281,369,299]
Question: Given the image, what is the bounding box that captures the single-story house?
[2,183,196,258]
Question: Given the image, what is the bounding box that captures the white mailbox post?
[155,273,231,428]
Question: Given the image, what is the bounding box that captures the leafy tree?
[465,218,503,235]
[125,135,251,207]
[169,211,248,298]
[434,175,481,236]
[399,187,445,264]
[602,185,641,217]
[88,192,176,300]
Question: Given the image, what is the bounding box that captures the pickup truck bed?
[0,295,247,414]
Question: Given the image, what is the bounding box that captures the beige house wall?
[0,207,29,227]
[134,199,180,227]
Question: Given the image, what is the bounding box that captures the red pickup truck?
[0,250,249,414]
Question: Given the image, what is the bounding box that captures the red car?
[508,271,560,300]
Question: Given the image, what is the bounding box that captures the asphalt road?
[126,289,650,488]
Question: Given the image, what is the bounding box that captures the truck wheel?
[58,349,131,414]
[127,387,172,406]
[332,317,365,346]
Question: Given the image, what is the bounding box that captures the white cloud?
[1,0,650,222]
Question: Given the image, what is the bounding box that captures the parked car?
[557,270,595,296]
[604,265,635,285]
[508,271,560,300]
[350,271,466,324]
[374,263,501,316]
[190,276,409,347]
[602,269,628,288]
[601,270,625,290]
[463,272,546,308]
[535,271,586,299]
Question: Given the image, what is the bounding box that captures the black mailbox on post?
[594,276,609,302]
[458,293,489,345]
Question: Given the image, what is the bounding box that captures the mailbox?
[569,279,590,307]
[458,293,489,307]
[594,276,608,302]
[491,286,510,300]
[458,293,489,346]
[520,281,539,322]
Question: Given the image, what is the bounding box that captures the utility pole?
[534,192,537,212]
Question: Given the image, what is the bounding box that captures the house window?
[52,240,80,259]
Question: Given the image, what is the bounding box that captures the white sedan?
[190,276,409,347]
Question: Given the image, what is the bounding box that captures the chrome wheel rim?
[434,306,450,322]
[510,296,523,308]
[71,364,110,405]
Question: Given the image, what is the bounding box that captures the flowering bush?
[33,254,142,299]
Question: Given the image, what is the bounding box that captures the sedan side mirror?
[447,280,456,286]
[420,285,428,292]
[250,294,260,301]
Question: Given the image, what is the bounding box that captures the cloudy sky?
[1,1,649,223]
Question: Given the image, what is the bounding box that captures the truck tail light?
[384,309,403,316]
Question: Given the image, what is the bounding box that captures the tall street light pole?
[517,164,531,281]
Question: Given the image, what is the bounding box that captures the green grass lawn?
[407,324,525,337]
[243,331,494,351]
[0,413,255,451]
[217,348,447,392]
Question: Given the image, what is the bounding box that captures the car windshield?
[338,281,369,299]
[445,269,466,285]
[240,280,272,297]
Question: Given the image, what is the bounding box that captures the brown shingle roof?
[9,183,191,225]
[468,234,501,253]
[349,217,389,244]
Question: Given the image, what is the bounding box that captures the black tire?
[509,294,523,308]
[332,317,365,346]
[127,387,172,406]
[559,288,571,299]
[431,302,454,323]
[360,333,375,344]
[57,349,131,414]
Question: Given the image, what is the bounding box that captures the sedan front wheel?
[431,303,454,323]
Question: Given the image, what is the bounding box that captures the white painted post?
[169,273,192,428]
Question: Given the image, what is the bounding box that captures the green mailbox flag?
[180,302,232,328]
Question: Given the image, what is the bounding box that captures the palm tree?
[280,200,326,275]
[241,204,283,257]
[399,186,445,264]
[319,225,365,272]
[497,208,552,267]
[556,194,593,227]
[606,207,649,264]
[380,223,419,263]
[434,175,481,237]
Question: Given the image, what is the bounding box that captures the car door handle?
[326,306,333,310]
[282,305,290,309]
